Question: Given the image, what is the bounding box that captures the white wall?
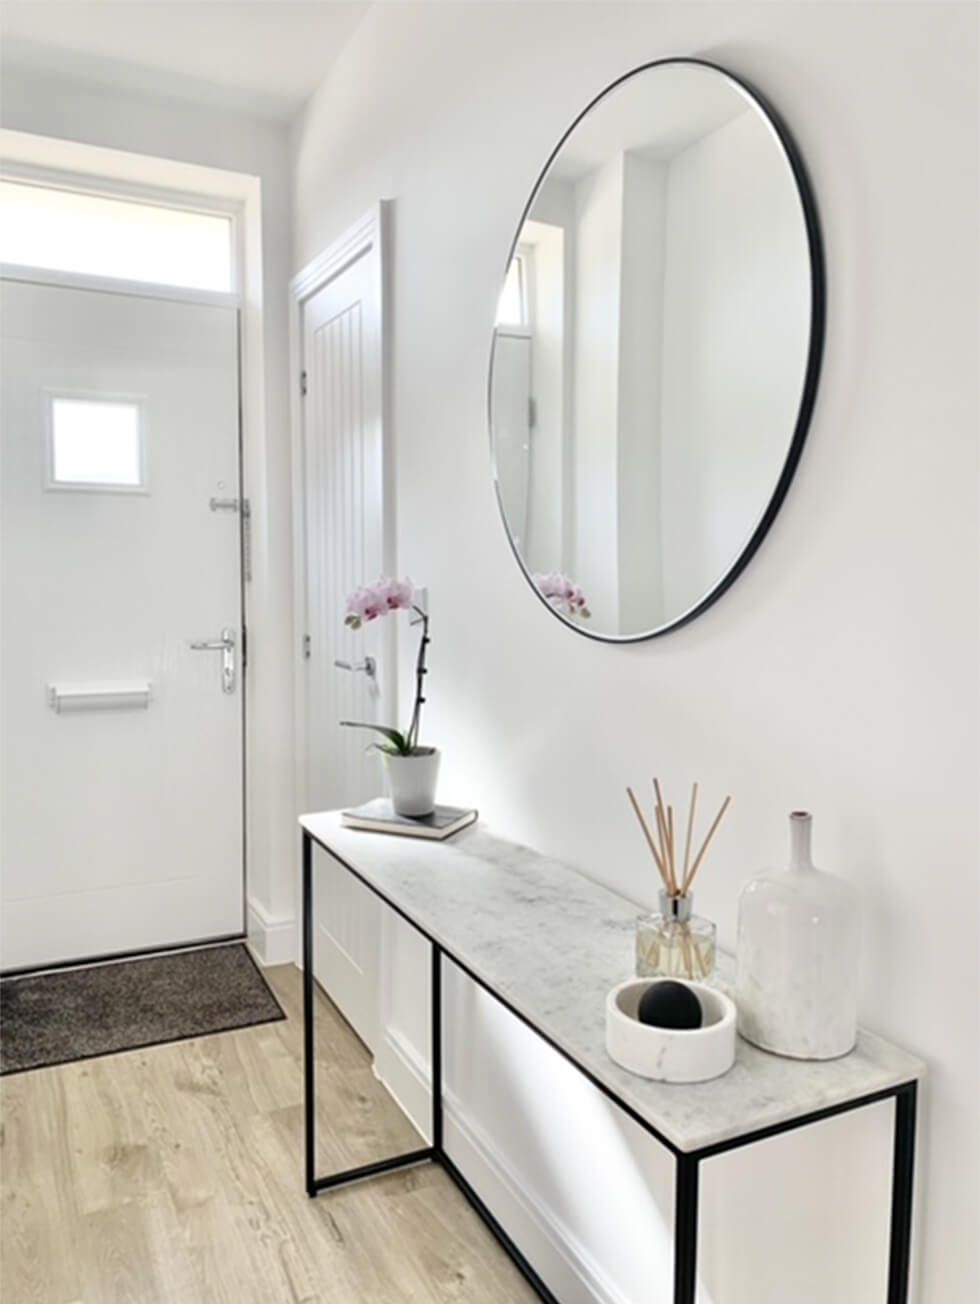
[659,107,811,618]
[1,65,297,960]
[292,4,978,1301]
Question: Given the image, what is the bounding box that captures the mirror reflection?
[490,61,820,639]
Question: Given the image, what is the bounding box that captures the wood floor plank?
[1,1066,82,1304]
[61,1055,155,1216]
[1,963,537,1304]
[77,1202,167,1304]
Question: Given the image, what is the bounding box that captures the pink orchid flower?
[532,572,591,619]
[379,577,414,612]
[344,587,377,629]
[345,577,415,630]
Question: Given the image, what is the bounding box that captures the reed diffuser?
[627,779,731,981]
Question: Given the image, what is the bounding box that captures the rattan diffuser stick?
[681,794,732,895]
[628,780,731,898]
[626,787,670,891]
[682,781,699,886]
[652,778,677,894]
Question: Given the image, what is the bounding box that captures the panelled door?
[299,222,388,1052]
[0,277,244,969]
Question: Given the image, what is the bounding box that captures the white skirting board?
[374,1022,628,1304]
[246,898,296,966]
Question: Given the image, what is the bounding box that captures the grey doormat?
[0,943,285,1076]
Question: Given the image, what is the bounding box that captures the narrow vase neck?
[789,811,816,871]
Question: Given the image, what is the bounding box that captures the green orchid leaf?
[339,721,410,754]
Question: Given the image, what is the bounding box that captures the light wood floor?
[0,963,537,1303]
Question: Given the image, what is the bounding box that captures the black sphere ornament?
[637,981,703,1030]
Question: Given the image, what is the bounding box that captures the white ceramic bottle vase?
[735,811,860,1060]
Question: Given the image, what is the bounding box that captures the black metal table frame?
[302,829,917,1304]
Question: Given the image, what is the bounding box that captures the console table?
[300,812,923,1303]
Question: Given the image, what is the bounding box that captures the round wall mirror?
[489,59,824,641]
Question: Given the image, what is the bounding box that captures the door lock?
[189,627,237,694]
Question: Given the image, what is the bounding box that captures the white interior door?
[299,222,388,1050]
[1,277,244,969]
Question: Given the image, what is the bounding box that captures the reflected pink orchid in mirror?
[532,572,591,619]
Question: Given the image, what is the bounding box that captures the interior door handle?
[189,627,236,694]
[333,656,376,679]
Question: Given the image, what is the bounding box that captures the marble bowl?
[605,978,737,1084]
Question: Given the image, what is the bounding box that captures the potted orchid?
[340,577,438,817]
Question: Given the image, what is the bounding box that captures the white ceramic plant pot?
[383,748,441,817]
[605,978,736,1084]
[735,811,860,1060]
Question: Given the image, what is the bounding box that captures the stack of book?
[340,798,477,841]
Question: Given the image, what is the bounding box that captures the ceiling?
[0,1,371,121]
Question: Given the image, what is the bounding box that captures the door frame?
[288,201,395,822]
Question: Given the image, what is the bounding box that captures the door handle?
[333,656,376,679]
[189,627,236,694]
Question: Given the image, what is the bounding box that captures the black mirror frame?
[487,56,826,643]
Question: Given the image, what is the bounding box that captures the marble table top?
[300,811,924,1154]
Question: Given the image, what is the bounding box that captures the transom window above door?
[0,179,234,293]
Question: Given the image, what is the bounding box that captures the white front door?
[298,219,388,1051]
[1,277,244,969]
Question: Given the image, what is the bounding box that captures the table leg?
[887,1081,917,1303]
[674,1153,700,1304]
[301,839,439,1196]
[302,829,316,1197]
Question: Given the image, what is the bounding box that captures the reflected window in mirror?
[495,251,529,327]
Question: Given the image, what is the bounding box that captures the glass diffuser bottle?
[627,779,730,984]
[636,889,716,980]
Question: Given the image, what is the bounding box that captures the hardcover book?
[340,798,477,841]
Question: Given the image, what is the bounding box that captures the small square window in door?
[46,394,146,491]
